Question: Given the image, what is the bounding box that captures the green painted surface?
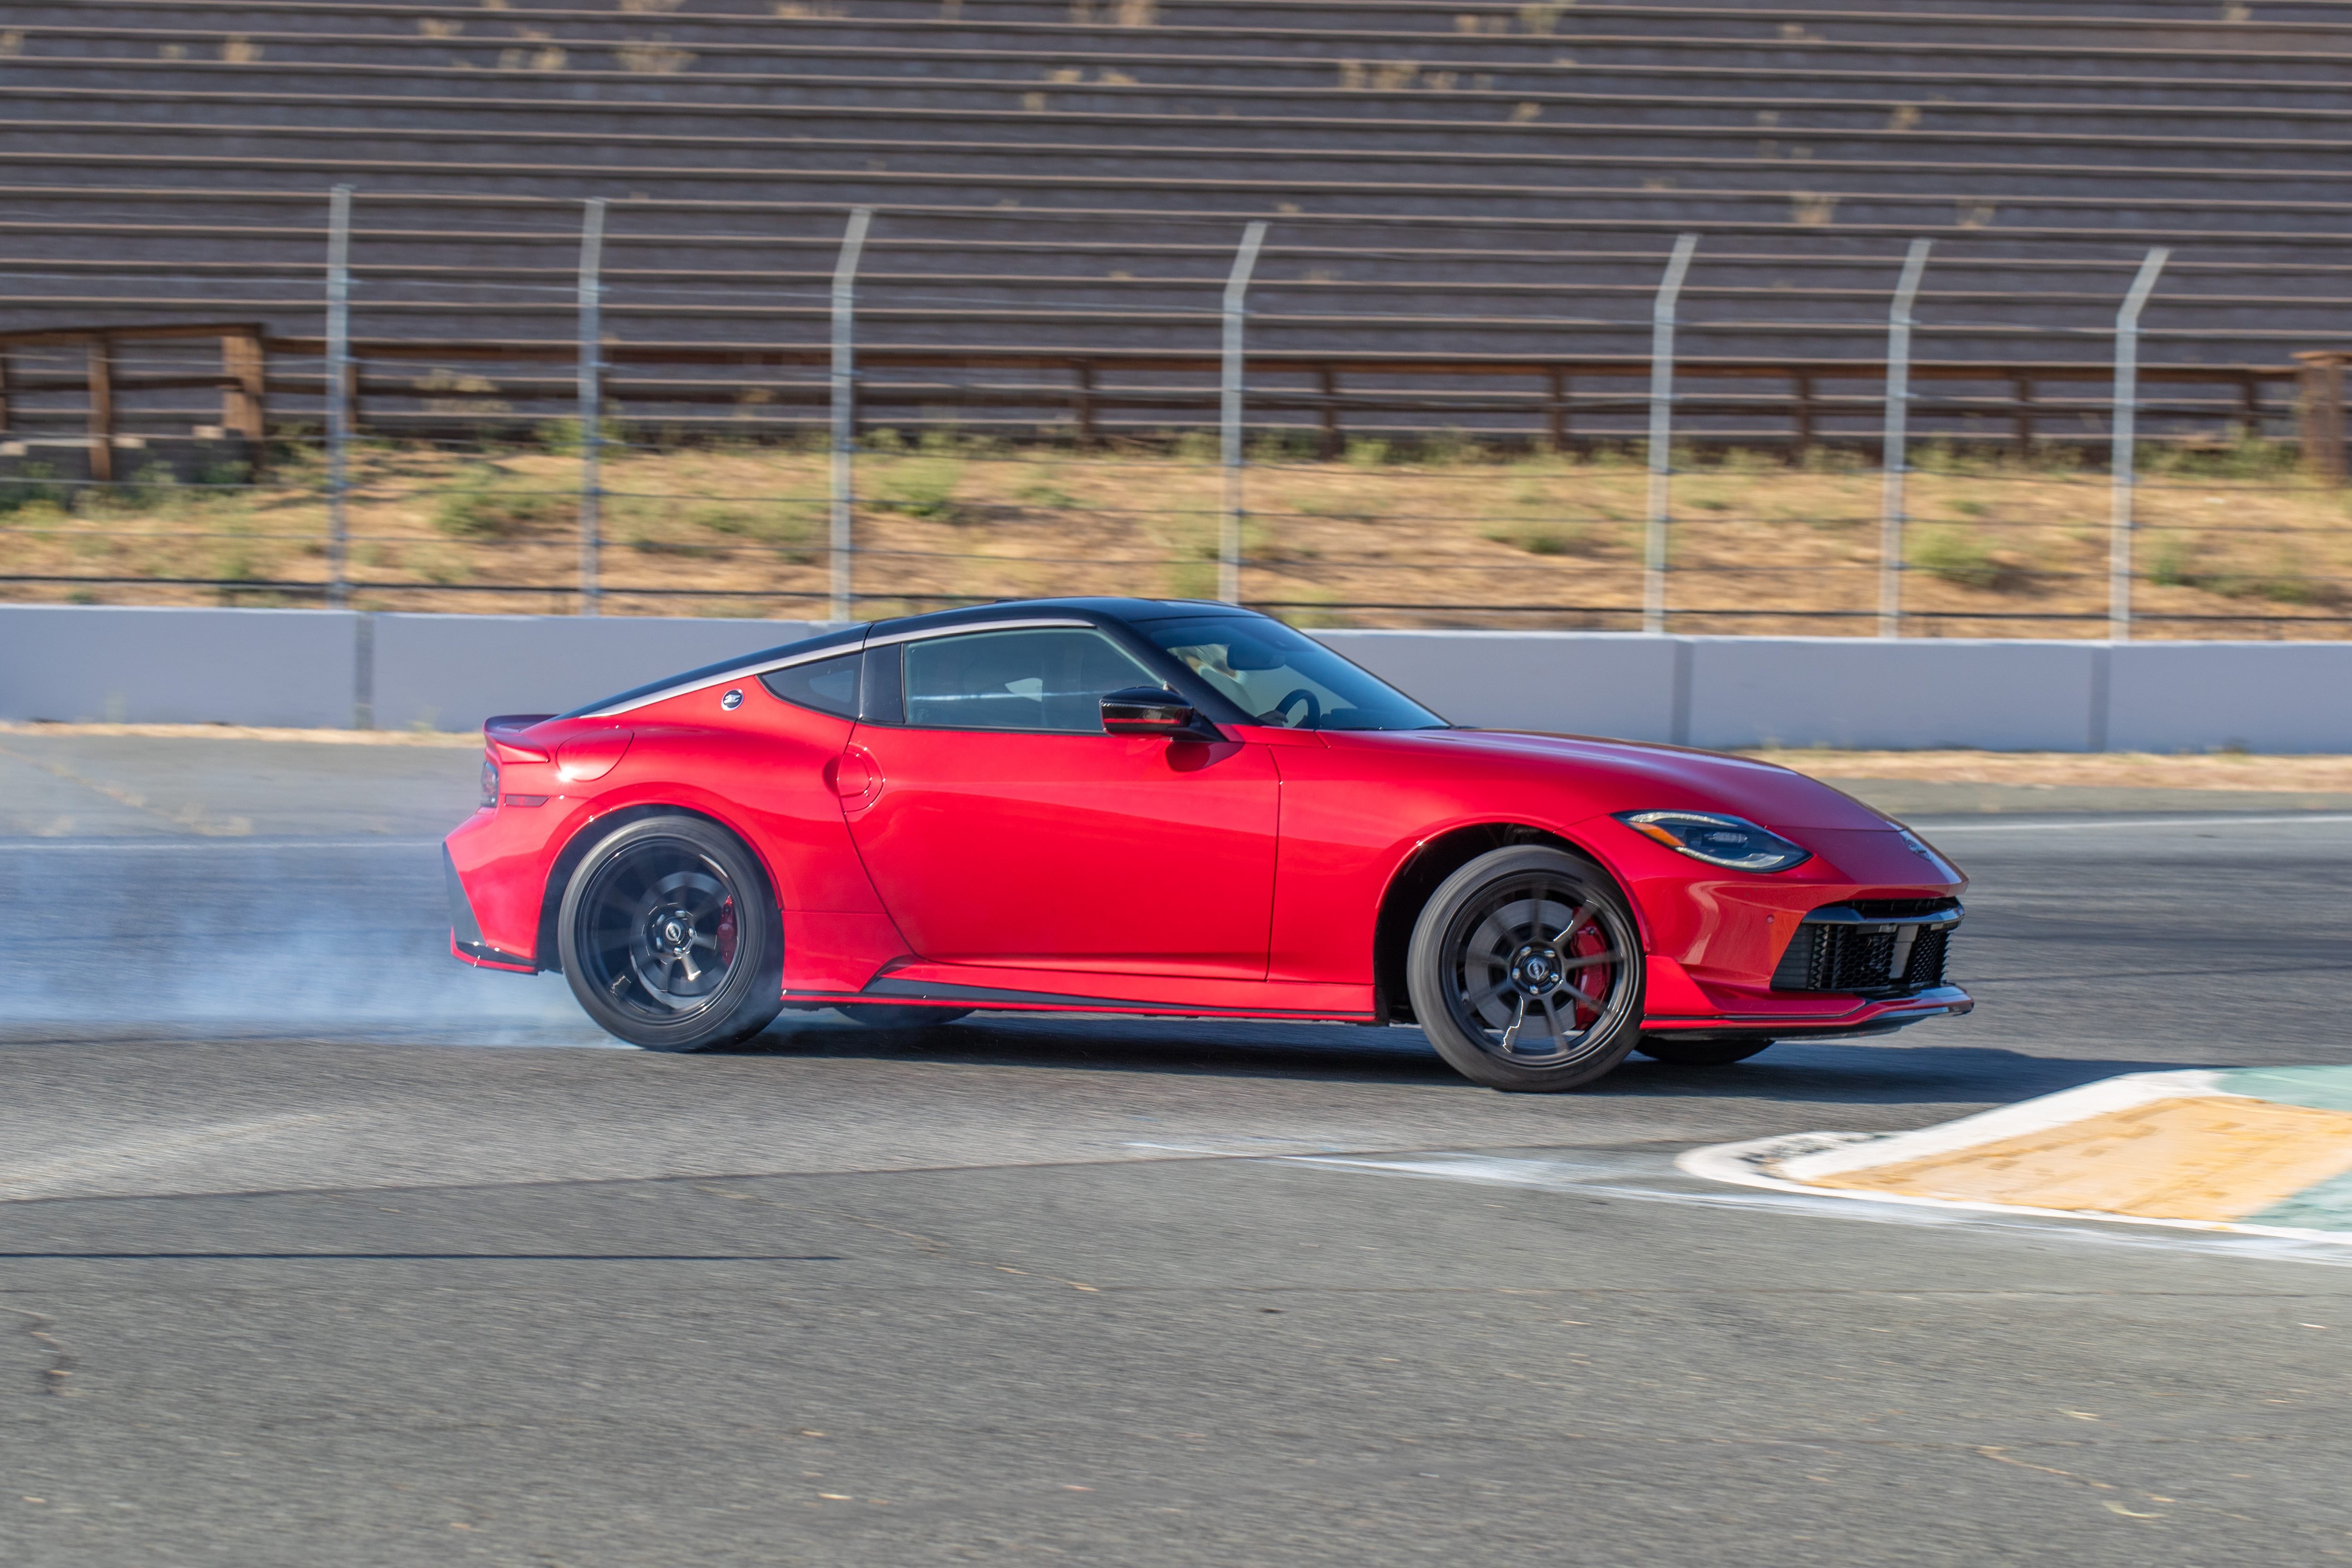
[2247,1170,2352,1233]
[2217,1066,2352,1117]
[2218,1068,2352,1231]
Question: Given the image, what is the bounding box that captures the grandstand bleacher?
[0,0,2346,455]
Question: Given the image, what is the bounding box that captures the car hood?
[1340,728,1896,832]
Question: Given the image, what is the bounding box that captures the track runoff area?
[2,732,2350,1566]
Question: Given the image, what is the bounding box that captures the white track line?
[0,839,438,851]
[1776,1069,2228,1181]
[1678,1134,2352,1247]
[1283,1146,2352,1265]
[1922,814,2352,832]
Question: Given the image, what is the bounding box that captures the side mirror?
[1101,686,1210,738]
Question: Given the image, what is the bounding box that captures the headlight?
[1615,809,1812,873]
[480,757,500,809]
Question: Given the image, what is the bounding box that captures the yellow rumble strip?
[1805,1096,2352,1223]
[1679,1067,2352,1239]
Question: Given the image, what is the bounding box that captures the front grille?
[1770,904,1957,995]
[1846,897,1962,920]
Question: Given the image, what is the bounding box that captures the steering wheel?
[1263,688,1322,729]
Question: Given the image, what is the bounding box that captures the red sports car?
[444,598,1970,1090]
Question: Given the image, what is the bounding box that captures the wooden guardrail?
[0,324,2330,472]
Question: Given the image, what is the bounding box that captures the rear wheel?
[1406,846,1644,1092]
[557,815,783,1052]
[1636,1036,1774,1067]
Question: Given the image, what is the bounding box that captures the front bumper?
[1642,980,1973,1040]
[1598,815,1973,1036]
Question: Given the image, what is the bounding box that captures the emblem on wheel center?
[1510,947,1560,990]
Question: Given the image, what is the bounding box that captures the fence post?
[84,334,116,486]
[1644,234,1698,636]
[576,198,607,617]
[324,185,353,609]
[222,328,268,476]
[1219,220,1269,606]
[828,207,872,624]
[2294,351,2348,486]
[2108,247,2170,644]
[1878,238,1932,640]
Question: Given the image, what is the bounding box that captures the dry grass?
[4,436,2348,635]
[1750,748,2352,791]
[9,720,2345,793]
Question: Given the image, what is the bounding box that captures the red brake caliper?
[1566,919,1611,1028]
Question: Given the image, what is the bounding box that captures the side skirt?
[790,974,1379,1023]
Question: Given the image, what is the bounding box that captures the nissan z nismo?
[443,598,1970,1091]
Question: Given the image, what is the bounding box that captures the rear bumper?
[444,791,573,970]
[450,928,537,973]
[444,842,538,971]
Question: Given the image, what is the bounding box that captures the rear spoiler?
[484,713,556,762]
[486,713,556,734]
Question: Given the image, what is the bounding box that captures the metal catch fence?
[3,190,2351,639]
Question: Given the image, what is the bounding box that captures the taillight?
[480,756,500,809]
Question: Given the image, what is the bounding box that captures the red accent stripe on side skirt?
[450,929,537,973]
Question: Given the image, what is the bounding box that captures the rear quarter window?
[759,651,862,718]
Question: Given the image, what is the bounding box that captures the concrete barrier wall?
[0,604,358,728]
[1315,631,1685,743]
[6,604,2352,752]
[1683,638,2107,753]
[0,607,827,732]
[2108,643,2352,755]
[368,614,829,733]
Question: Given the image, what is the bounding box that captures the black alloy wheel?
[1406,845,1645,1092]
[557,815,784,1051]
[1636,1036,1774,1067]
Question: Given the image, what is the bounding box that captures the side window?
[902,628,1155,733]
[759,650,861,718]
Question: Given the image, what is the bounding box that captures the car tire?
[557,814,784,1052]
[837,1005,974,1028]
[1406,845,1645,1093]
[1636,1036,1773,1066]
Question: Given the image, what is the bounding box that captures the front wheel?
[557,815,784,1052]
[1405,846,1645,1092]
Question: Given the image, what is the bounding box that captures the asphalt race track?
[4,733,2351,1566]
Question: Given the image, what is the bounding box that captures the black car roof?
[555,598,1269,721]
[866,596,1257,636]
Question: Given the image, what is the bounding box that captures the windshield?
[1141,616,1447,732]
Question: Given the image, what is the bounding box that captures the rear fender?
[534,799,782,974]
